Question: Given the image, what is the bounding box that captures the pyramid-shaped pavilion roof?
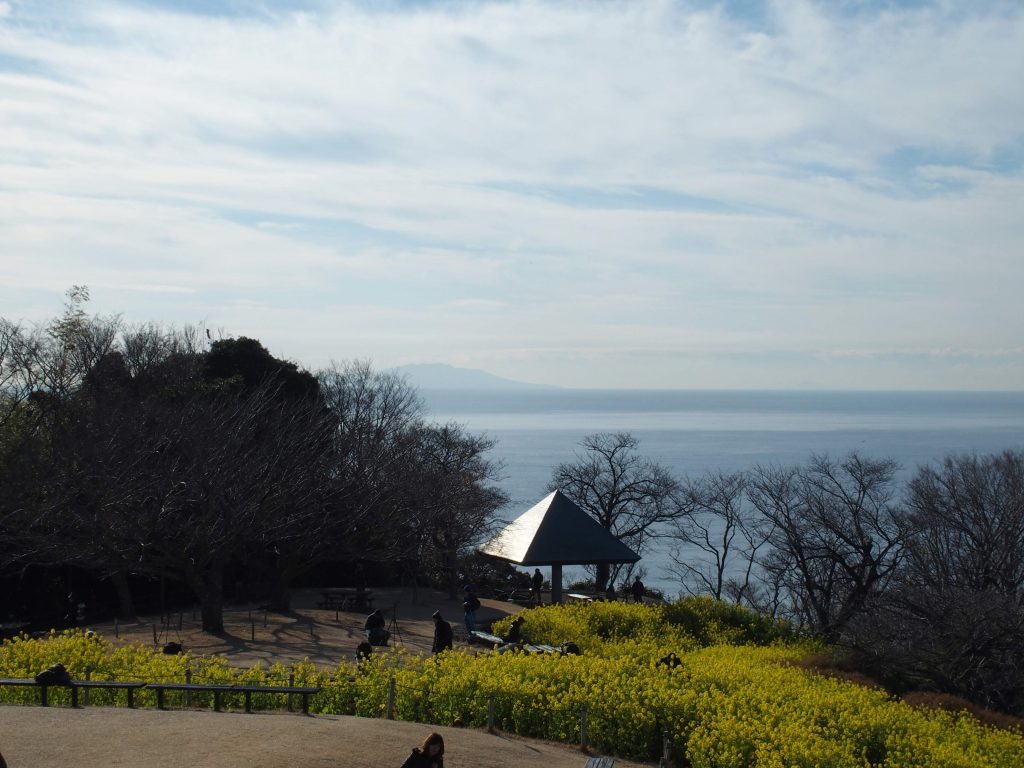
[479,490,640,566]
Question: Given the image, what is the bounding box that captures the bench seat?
[234,684,321,714]
[0,677,146,707]
[148,682,321,714]
[467,631,504,648]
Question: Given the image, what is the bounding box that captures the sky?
[1,0,1022,390]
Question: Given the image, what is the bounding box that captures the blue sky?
[1,0,1022,389]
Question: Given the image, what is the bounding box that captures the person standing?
[631,575,645,603]
[431,611,453,654]
[531,568,544,605]
[462,585,480,636]
[400,732,445,768]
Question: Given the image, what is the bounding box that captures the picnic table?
[316,589,374,613]
[567,592,596,603]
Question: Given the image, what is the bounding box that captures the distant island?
[391,363,558,390]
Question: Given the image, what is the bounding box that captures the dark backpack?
[35,663,72,685]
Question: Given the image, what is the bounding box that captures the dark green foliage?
[204,337,318,400]
[664,595,797,646]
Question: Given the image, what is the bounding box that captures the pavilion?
[478,489,640,603]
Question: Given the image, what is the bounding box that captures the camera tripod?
[386,603,404,646]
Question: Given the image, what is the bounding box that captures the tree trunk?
[447,550,459,600]
[197,565,225,634]
[595,562,610,593]
[267,564,291,612]
[110,569,137,620]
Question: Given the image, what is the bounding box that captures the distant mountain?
[391,363,557,390]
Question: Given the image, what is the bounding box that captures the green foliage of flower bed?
[3,603,1022,766]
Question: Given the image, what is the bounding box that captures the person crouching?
[364,608,390,646]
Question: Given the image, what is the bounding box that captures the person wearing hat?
[461,585,481,636]
[431,610,453,654]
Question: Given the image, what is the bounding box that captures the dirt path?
[85,586,519,665]
[0,706,654,768]
[1,588,659,767]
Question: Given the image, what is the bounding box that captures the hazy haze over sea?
[422,389,1024,596]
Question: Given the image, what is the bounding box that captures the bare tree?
[0,297,126,598]
[548,432,682,592]
[318,361,426,565]
[747,453,907,640]
[410,423,508,598]
[849,451,1024,713]
[4,311,336,631]
[670,470,770,603]
[136,382,334,632]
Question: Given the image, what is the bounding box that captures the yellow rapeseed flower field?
[2,601,1021,766]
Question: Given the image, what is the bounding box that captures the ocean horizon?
[421,388,1024,596]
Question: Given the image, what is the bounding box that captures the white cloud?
[0,1,1022,388]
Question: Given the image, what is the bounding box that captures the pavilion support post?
[551,564,563,604]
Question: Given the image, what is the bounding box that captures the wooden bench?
[0,677,146,707]
[525,644,561,655]
[148,682,321,714]
[149,682,233,712]
[235,684,321,715]
[584,757,615,768]
[0,677,50,705]
[73,680,147,708]
[467,630,504,648]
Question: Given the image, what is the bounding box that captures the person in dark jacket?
[631,576,645,603]
[400,731,444,768]
[531,568,544,605]
[462,585,480,635]
[355,641,374,663]
[431,611,453,654]
[364,609,390,646]
[503,616,525,644]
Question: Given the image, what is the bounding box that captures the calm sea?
[423,389,1024,596]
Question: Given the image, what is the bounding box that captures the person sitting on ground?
[462,585,481,636]
[401,731,444,768]
[355,641,374,663]
[631,575,645,603]
[364,608,390,646]
[502,616,526,645]
[560,641,582,656]
[658,651,682,669]
[431,611,453,654]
